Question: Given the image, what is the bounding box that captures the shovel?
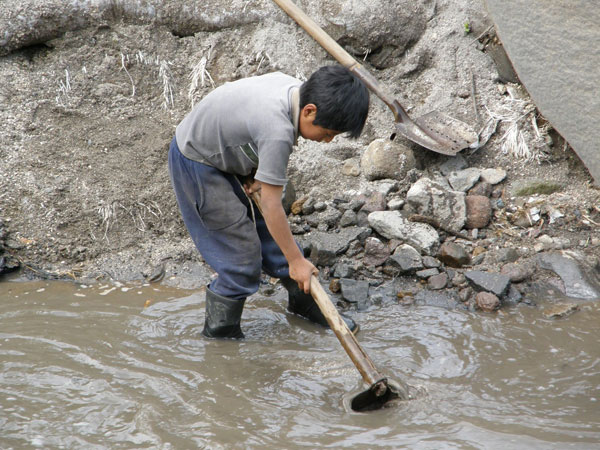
[309,274,409,411]
[250,192,408,411]
[272,0,476,155]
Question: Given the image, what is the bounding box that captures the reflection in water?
[1,279,599,449]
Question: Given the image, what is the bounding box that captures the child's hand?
[243,179,262,195]
[289,257,318,294]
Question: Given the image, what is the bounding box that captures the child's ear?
[301,103,317,118]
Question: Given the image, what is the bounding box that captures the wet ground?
[1,278,599,449]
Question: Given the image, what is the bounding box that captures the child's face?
[299,104,341,143]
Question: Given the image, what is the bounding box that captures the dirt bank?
[1,0,598,297]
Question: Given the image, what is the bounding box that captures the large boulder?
[368,210,439,255]
[484,0,600,185]
[360,138,416,181]
[406,177,467,232]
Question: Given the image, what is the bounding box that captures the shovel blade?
[345,378,409,412]
[397,111,477,156]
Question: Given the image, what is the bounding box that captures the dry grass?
[55,68,72,106]
[119,51,175,108]
[483,87,550,162]
[95,200,163,242]
[159,60,175,109]
[188,47,215,108]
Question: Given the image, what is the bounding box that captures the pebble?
[476,292,500,312]
[543,303,579,319]
[428,272,449,290]
[480,168,507,185]
[465,195,491,229]
[438,242,471,268]
[500,262,535,282]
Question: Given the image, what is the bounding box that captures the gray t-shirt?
[175,72,301,186]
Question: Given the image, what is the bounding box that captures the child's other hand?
[289,257,318,294]
[243,179,262,195]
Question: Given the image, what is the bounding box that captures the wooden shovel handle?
[271,0,410,124]
[309,275,385,386]
[250,191,384,386]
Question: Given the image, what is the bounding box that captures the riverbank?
[1,0,599,310]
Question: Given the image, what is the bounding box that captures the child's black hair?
[299,65,369,139]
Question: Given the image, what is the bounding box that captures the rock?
[428,272,449,290]
[495,247,520,263]
[372,180,399,197]
[360,138,416,181]
[501,261,535,282]
[356,210,369,228]
[422,255,441,268]
[368,211,440,255]
[360,191,387,214]
[439,154,468,176]
[388,244,424,272]
[306,227,370,266]
[339,210,357,227]
[459,287,473,302]
[465,270,511,297]
[465,195,491,229]
[348,197,366,212]
[414,290,462,309]
[333,261,356,278]
[537,251,600,300]
[341,158,361,176]
[306,206,341,230]
[480,168,507,185]
[364,237,390,267]
[345,242,362,259]
[448,168,481,192]
[438,242,471,268]
[329,278,341,293]
[0,255,20,275]
[291,196,307,215]
[476,292,500,312]
[368,284,397,305]
[452,272,466,287]
[543,303,579,319]
[340,279,370,304]
[302,197,316,215]
[503,285,523,305]
[387,197,405,210]
[314,201,327,212]
[468,181,492,197]
[416,268,439,279]
[406,177,467,232]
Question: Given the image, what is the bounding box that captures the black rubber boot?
[281,277,359,334]
[202,288,246,339]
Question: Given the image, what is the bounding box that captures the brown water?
[1,279,599,449]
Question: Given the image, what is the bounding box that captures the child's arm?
[258,182,318,293]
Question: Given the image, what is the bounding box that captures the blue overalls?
[168,137,290,301]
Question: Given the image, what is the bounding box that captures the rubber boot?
[202,287,246,339]
[281,277,359,334]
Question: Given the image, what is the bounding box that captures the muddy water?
[1,279,599,449]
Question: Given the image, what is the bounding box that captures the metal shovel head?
[397,111,478,156]
[344,378,409,413]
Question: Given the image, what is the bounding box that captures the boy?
[168,65,369,339]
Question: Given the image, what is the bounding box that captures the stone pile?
[286,140,600,313]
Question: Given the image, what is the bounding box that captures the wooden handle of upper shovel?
[272,0,356,69]
[271,0,404,122]
[309,275,384,386]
